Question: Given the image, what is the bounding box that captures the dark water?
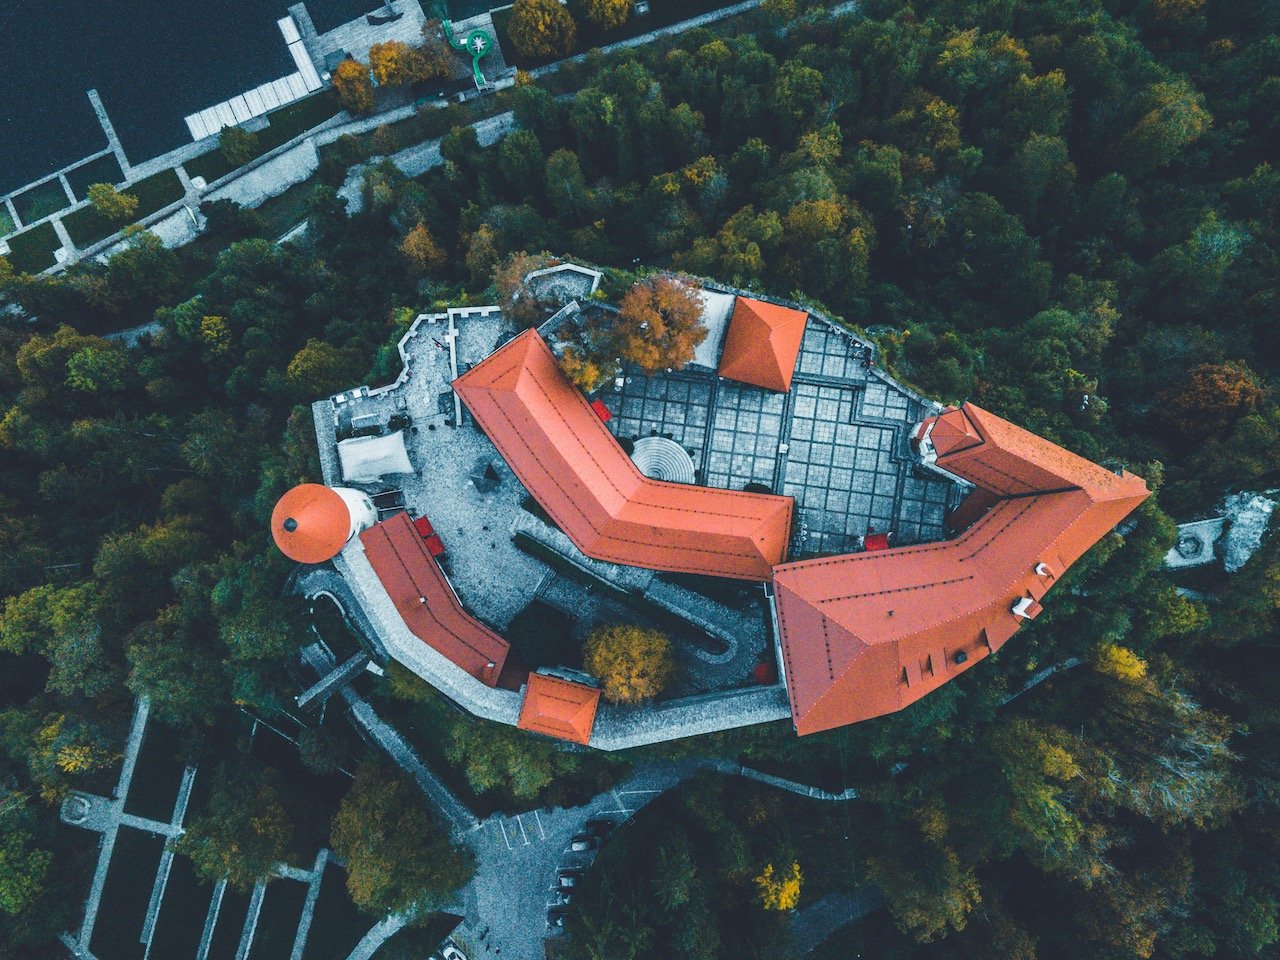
[0,0,381,195]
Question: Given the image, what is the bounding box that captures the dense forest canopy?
[1,0,1279,958]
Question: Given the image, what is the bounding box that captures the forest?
[1,0,1279,957]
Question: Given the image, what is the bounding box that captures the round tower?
[271,483,376,564]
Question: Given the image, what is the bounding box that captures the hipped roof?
[774,403,1149,735]
[517,673,601,744]
[716,297,809,393]
[453,330,793,581]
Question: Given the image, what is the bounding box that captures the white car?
[441,943,467,960]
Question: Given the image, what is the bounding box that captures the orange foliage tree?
[400,222,445,276]
[333,59,375,114]
[611,275,707,374]
[583,0,630,30]
[1164,360,1264,437]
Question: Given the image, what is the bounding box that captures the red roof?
[454,330,793,581]
[774,402,1148,735]
[864,532,890,552]
[271,484,351,564]
[360,513,509,685]
[716,297,809,393]
[517,673,601,744]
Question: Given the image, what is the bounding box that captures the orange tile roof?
[517,673,601,744]
[454,330,793,581]
[774,403,1148,735]
[360,513,510,685]
[272,484,351,564]
[716,297,809,393]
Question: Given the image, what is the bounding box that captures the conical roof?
[717,297,809,392]
[271,484,352,564]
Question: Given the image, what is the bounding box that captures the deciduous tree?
[88,183,138,222]
[583,0,630,30]
[400,222,445,276]
[333,59,375,114]
[611,275,707,374]
[508,0,577,59]
[218,126,259,166]
[177,763,293,890]
[584,624,675,704]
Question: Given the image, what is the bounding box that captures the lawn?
[62,169,185,248]
[493,0,743,68]
[301,864,372,960]
[66,153,126,200]
[149,854,216,960]
[90,827,166,960]
[12,177,68,224]
[123,718,188,822]
[247,878,310,960]
[6,221,61,272]
[206,887,251,960]
[0,205,14,236]
[185,91,342,185]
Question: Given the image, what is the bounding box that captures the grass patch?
[6,221,61,272]
[66,154,125,199]
[150,855,216,960]
[123,719,187,822]
[206,887,251,960]
[247,879,310,960]
[62,169,185,247]
[12,178,69,224]
[90,828,166,960]
[0,206,14,236]
[493,0,741,68]
[186,91,342,185]
[302,864,373,960]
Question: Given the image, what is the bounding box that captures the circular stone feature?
[631,436,696,484]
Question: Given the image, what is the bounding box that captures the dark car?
[584,818,617,837]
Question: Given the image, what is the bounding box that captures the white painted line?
[496,818,513,851]
[533,809,546,840]
[516,815,530,846]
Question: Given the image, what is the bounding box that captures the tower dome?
[271,483,375,564]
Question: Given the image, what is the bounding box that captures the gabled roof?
[517,673,601,744]
[454,330,793,581]
[716,297,809,393]
[774,402,1148,735]
[272,484,351,564]
[360,513,509,685]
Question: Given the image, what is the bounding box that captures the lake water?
[0,0,387,195]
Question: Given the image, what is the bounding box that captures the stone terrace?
[602,314,965,558]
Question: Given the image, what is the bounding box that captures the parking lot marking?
[533,809,546,840]
[496,818,513,851]
[610,789,632,815]
[516,815,530,846]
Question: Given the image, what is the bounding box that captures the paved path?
[87,88,131,177]
[788,888,883,957]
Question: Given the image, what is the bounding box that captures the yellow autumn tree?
[583,0,630,30]
[584,625,675,704]
[400,222,445,276]
[333,59,375,114]
[755,861,803,911]
[612,275,708,374]
[558,344,614,392]
[1094,643,1148,683]
[369,40,430,86]
[508,0,577,58]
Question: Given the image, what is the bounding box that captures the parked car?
[441,943,467,960]
[557,869,580,889]
[555,890,573,906]
[585,817,617,837]
[569,834,599,853]
[547,908,568,931]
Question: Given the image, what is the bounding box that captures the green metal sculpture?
[435,3,494,88]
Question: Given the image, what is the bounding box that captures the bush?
[219,126,260,166]
[509,0,578,58]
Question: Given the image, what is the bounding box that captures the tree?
[445,720,559,800]
[583,0,630,30]
[755,861,802,911]
[286,339,359,398]
[88,183,139,222]
[611,275,707,374]
[559,344,615,392]
[508,0,577,59]
[218,126,259,166]
[0,793,52,917]
[369,40,429,87]
[176,763,293,890]
[1164,361,1263,439]
[584,624,675,704]
[330,761,475,917]
[400,222,445,276]
[333,59,375,114]
[1116,80,1212,176]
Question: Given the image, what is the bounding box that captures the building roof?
[271,484,352,564]
[337,431,413,482]
[773,402,1149,735]
[454,330,793,581]
[360,512,510,685]
[517,673,601,744]
[716,297,809,392]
